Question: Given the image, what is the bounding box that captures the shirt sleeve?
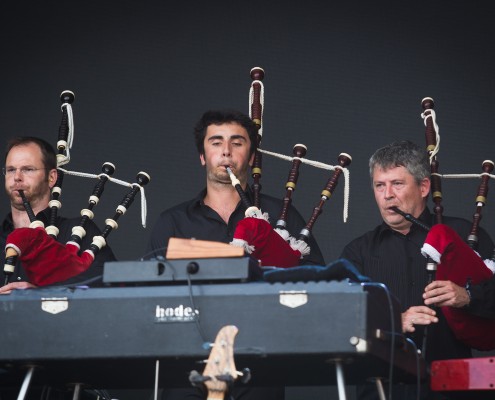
[144,211,178,260]
[468,276,495,318]
[340,238,366,274]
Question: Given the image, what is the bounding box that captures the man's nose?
[13,169,23,180]
[384,184,394,199]
[222,143,232,156]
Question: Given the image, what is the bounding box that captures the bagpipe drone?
[3,91,150,287]
[229,67,352,268]
[395,97,495,351]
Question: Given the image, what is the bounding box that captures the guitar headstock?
[201,325,239,400]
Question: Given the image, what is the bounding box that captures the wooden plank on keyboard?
[166,237,245,259]
[431,357,495,391]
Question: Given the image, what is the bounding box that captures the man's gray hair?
[369,140,430,184]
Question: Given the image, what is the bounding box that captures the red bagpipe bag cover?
[5,227,94,287]
[232,217,301,268]
[421,224,495,350]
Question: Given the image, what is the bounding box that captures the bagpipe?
[229,67,352,268]
[397,97,495,350]
[3,91,150,287]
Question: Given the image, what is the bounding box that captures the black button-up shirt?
[145,187,325,266]
[341,208,494,362]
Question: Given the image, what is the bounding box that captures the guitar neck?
[201,325,239,400]
[207,392,227,400]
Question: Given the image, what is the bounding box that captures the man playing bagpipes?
[341,140,495,400]
[145,110,325,267]
[0,136,116,293]
[145,110,325,400]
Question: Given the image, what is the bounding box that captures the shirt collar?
[377,207,432,238]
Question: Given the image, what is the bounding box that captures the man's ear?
[420,177,431,199]
[248,151,255,167]
[200,153,206,166]
[48,169,58,189]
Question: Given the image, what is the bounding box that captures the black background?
[1,0,494,267]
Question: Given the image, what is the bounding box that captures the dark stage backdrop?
[1,1,494,268]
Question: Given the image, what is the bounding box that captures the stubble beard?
[9,181,50,213]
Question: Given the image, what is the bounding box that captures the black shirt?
[145,187,325,266]
[341,207,495,362]
[1,207,117,286]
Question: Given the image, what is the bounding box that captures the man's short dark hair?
[369,140,430,184]
[5,136,57,174]
[193,110,259,156]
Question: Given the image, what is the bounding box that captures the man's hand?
[401,305,438,333]
[0,281,37,294]
[423,280,469,308]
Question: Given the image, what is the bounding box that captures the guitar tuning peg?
[189,370,211,387]
[215,374,235,384]
[202,341,214,350]
[237,368,251,384]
